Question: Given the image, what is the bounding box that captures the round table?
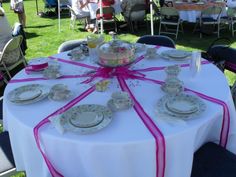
[173,1,226,22]
[4,45,236,177]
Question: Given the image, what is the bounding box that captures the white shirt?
[71,0,90,17]
[0,7,12,45]
[227,0,236,8]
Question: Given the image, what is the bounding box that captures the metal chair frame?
[0,36,27,80]
[67,5,88,30]
[158,7,183,40]
[126,4,148,33]
[96,6,117,33]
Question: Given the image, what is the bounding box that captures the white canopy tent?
[57,0,154,35]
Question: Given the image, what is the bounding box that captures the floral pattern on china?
[97,40,135,67]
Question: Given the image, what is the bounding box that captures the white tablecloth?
[87,0,122,19]
[179,10,227,23]
[4,46,236,177]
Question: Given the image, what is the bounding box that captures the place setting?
[50,104,113,134]
[158,49,192,61]
[156,64,206,120]
[7,84,50,105]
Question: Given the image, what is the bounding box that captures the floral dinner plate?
[60,104,113,134]
[156,93,206,119]
[8,84,50,105]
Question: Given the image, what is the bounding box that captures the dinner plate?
[156,93,206,119]
[166,96,199,114]
[60,104,113,134]
[159,50,191,61]
[8,84,50,105]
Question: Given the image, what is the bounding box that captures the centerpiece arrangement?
[97,39,136,67]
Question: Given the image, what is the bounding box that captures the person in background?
[0,6,12,49]
[120,0,146,23]
[96,0,115,20]
[72,0,90,18]
[10,0,26,28]
[227,0,236,8]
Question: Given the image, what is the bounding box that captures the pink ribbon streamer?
[117,76,166,177]
[9,74,90,84]
[48,56,99,70]
[134,60,211,73]
[131,75,230,148]
[33,85,96,177]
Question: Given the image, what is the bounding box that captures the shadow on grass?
[26,24,53,29]
[25,32,40,39]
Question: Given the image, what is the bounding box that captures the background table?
[174,1,226,22]
[3,46,236,177]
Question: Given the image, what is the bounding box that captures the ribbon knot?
[81,66,146,84]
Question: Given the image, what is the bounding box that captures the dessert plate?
[60,104,113,134]
[156,93,206,119]
[8,84,50,105]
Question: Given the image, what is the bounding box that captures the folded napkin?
[25,62,48,74]
[49,115,65,134]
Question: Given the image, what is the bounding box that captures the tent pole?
[58,0,61,32]
[150,0,154,35]
[36,0,39,15]
[99,0,103,34]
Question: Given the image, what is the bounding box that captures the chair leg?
[159,21,161,35]
[176,23,180,40]
[2,62,12,79]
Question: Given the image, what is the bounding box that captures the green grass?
[1,0,236,84]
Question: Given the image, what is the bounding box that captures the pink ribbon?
[117,76,166,177]
[9,74,90,84]
[25,63,49,75]
[131,75,230,148]
[81,66,145,84]
[33,85,96,177]
[134,60,211,73]
[48,56,99,70]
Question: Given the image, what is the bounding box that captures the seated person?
[71,0,90,18]
[0,7,12,51]
[121,0,146,21]
[96,0,115,20]
[227,0,236,8]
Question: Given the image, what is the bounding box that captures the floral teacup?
[161,77,184,95]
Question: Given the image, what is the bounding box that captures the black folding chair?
[191,142,236,177]
[136,35,176,48]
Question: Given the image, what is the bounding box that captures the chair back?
[201,6,222,16]
[136,35,176,48]
[160,7,179,16]
[0,36,23,65]
[129,4,147,21]
[67,5,77,17]
[12,22,27,55]
[96,6,115,20]
[58,39,87,53]
[227,7,236,18]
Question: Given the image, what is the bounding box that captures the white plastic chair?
[0,35,27,79]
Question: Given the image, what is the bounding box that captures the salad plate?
[8,84,50,105]
[156,93,206,119]
[60,104,113,134]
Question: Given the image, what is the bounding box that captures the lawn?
[2,0,236,84]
